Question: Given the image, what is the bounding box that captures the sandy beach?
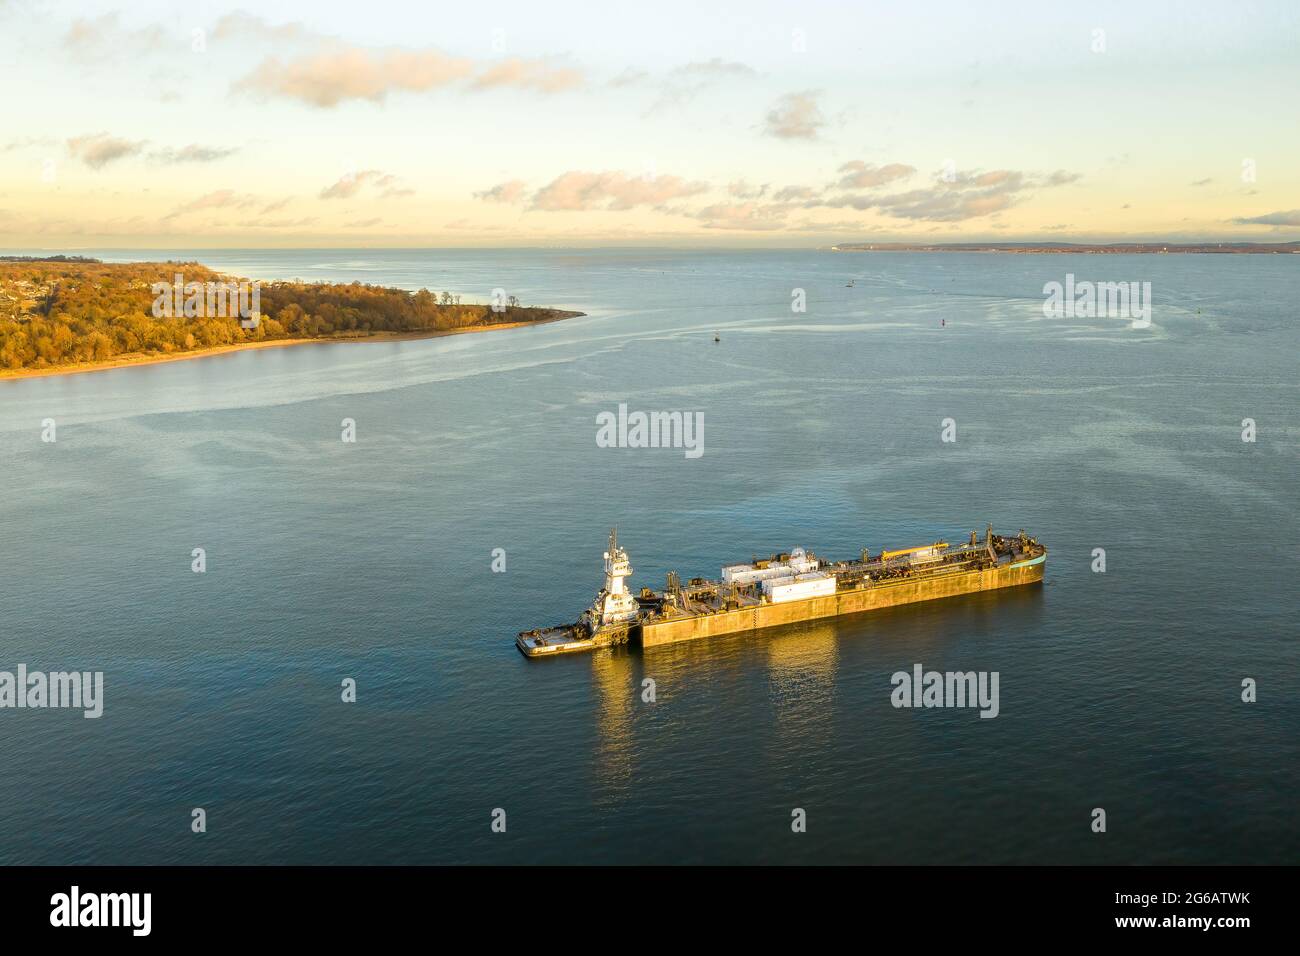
[0,314,580,381]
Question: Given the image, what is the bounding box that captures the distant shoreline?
[0,314,580,382]
[830,241,1300,255]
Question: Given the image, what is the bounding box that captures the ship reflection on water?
[589,648,637,803]
[584,582,1047,805]
[764,622,839,737]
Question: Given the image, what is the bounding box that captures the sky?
[1,0,1298,247]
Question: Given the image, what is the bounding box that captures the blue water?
[1,249,1296,864]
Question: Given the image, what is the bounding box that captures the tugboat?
[516,529,641,657]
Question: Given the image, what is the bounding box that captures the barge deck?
[516,527,1045,658]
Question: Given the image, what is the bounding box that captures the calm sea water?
[1,248,1296,864]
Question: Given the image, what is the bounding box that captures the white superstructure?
[721,546,818,585]
[582,528,640,634]
[762,571,837,604]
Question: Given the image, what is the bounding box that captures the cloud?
[607,68,649,88]
[1045,170,1082,186]
[672,58,755,79]
[234,216,318,229]
[966,169,1021,188]
[1190,177,1213,186]
[165,190,258,219]
[345,217,384,227]
[692,201,790,231]
[784,218,873,233]
[234,38,584,107]
[474,180,528,203]
[66,132,147,169]
[529,171,709,211]
[216,15,585,105]
[806,167,1079,222]
[150,144,239,164]
[320,171,380,199]
[375,175,414,198]
[1,136,58,154]
[835,161,915,189]
[63,13,166,59]
[471,58,583,93]
[319,170,411,200]
[236,47,474,107]
[609,60,752,98]
[814,187,1015,222]
[472,161,1080,230]
[728,180,769,199]
[211,12,312,43]
[764,91,825,140]
[1232,209,1300,226]
[640,58,757,113]
[772,185,818,201]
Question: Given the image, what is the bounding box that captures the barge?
[516,526,1046,658]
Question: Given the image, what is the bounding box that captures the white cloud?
[526,171,709,211]
[236,47,473,108]
[66,132,146,169]
[764,91,825,140]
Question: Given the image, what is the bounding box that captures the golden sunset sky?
[2,0,1298,247]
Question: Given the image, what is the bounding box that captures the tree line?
[0,261,573,371]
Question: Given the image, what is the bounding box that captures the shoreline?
[830,242,1300,255]
[0,313,581,382]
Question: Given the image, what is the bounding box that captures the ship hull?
[639,554,1044,648]
[516,622,633,658]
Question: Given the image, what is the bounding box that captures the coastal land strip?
[0,257,584,380]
